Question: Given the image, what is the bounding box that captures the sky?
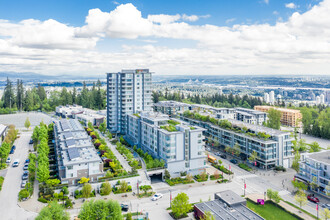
[0,0,329,76]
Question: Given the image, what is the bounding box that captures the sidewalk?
[100,132,132,173]
[247,194,314,220]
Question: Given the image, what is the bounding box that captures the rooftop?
[255,106,301,113]
[61,146,101,166]
[227,119,289,136]
[308,151,330,164]
[195,199,263,220]
[216,190,246,206]
[154,100,190,107]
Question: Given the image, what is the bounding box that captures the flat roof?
[308,151,330,165]
[195,200,264,220]
[255,106,301,113]
[216,190,246,206]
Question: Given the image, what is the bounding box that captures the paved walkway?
[247,194,314,220]
[99,132,132,173]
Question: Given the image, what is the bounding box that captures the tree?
[36,201,70,220]
[37,164,50,183]
[294,190,307,210]
[171,193,191,218]
[233,143,241,157]
[46,179,60,187]
[126,212,133,220]
[326,182,330,196]
[267,189,273,200]
[79,177,90,184]
[266,108,281,130]
[292,152,300,173]
[24,117,31,130]
[292,180,307,191]
[310,176,318,191]
[165,169,171,180]
[201,211,215,220]
[78,199,123,220]
[272,191,281,204]
[99,122,106,134]
[119,180,128,193]
[248,150,258,165]
[82,183,92,198]
[186,173,193,182]
[309,141,321,153]
[200,171,208,181]
[100,181,112,196]
[321,208,330,220]
[61,187,69,196]
[297,139,307,152]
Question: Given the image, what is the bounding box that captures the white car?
[12,159,20,167]
[21,180,27,188]
[6,157,11,163]
[152,193,163,201]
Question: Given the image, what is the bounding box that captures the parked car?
[307,195,319,203]
[215,152,221,156]
[29,139,33,144]
[21,180,27,188]
[120,204,129,212]
[151,193,163,201]
[230,159,238,164]
[9,148,15,154]
[6,157,11,163]
[220,154,227,159]
[322,204,330,209]
[22,171,29,180]
[12,145,16,150]
[12,159,20,167]
[23,164,29,170]
[24,159,30,165]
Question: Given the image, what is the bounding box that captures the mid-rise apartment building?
[54,119,103,184]
[56,105,106,126]
[107,69,152,134]
[297,151,330,196]
[153,101,267,125]
[153,101,190,117]
[125,111,207,175]
[180,111,294,169]
[254,106,302,127]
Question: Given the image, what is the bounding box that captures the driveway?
[0,131,37,220]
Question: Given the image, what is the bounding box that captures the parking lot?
[0,131,37,220]
[0,112,52,129]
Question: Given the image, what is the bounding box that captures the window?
[67,166,73,170]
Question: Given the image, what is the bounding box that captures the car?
[21,180,27,188]
[151,193,163,201]
[230,159,238,164]
[220,154,227,159]
[322,204,330,209]
[6,157,11,163]
[23,164,29,170]
[29,139,33,144]
[12,159,20,167]
[22,171,29,180]
[215,152,221,156]
[9,148,15,154]
[120,204,129,212]
[307,195,319,203]
[12,145,16,150]
[24,159,30,165]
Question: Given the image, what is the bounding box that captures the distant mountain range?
[0,72,105,81]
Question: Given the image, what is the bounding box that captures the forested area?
[0,78,106,113]
[299,106,330,139]
[152,90,263,109]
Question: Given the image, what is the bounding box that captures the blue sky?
[0,0,317,26]
[0,0,328,76]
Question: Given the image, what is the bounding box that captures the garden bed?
[238,163,252,171]
[166,177,194,186]
[212,164,233,174]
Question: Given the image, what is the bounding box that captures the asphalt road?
[0,131,37,220]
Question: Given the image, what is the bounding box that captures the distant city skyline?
[0,0,329,76]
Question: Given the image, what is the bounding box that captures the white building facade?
[125,112,207,175]
[106,69,152,134]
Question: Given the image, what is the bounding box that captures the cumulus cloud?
[285,3,297,9]
[0,1,330,75]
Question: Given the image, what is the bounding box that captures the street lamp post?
[244,179,246,196]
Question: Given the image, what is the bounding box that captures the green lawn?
[246,200,300,220]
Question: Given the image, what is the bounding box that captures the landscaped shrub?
[166,177,194,186]
[194,172,209,182]
[212,164,233,174]
[38,197,48,203]
[19,189,30,201]
[217,179,229,184]
[238,163,252,171]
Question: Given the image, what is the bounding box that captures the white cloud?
[182,14,199,22]
[285,3,297,9]
[264,0,270,4]
[1,1,330,75]
[225,18,236,24]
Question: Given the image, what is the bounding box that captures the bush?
[65,198,73,209]
[38,197,48,203]
[166,177,194,186]
[274,166,286,172]
[238,163,252,171]
[217,179,229,184]
[212,164,233,174]
[19,189,30,201]
[0,176,4,191]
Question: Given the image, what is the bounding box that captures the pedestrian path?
[100,132,132,172]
